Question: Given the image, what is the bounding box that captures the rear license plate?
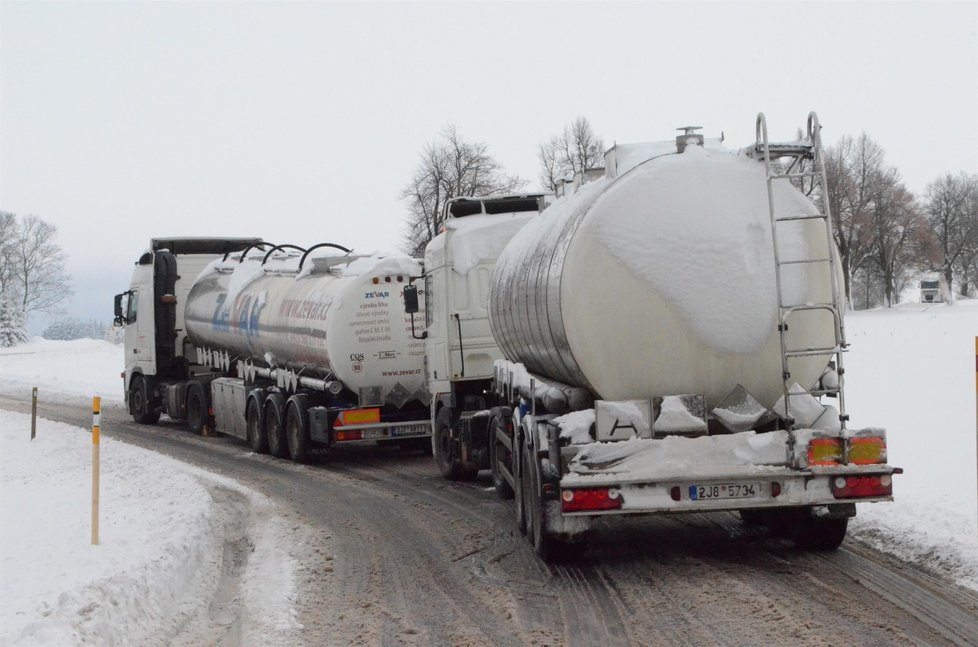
[391,424,428,437]
[689,482,759,501]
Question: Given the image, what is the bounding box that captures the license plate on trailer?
[391,424,428,437]
[689,482,760,501]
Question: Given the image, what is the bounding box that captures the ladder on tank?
[752,112,849,439]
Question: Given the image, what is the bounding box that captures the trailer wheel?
[793,513,849,551]
[246,396,268,454]
[186,382,207,435]
[434,407,477,481]
[129,375,160,425]
[489,416,514,500]
[524,438,552,561]
[513,429,527,535]
[285,395,311,464]
[264,396,290,459]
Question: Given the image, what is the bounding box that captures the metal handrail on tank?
[223,242,273,263]
[261,244,307,266]
[297,243,353,271]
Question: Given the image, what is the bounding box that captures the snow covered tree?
[401,125,524,256]
[537,117,605,192]
[0,212,72,316]
[923,172,978,301]
[0,289,29,347]
[42,317,109,341]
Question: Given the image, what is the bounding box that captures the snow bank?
[845,300,978,591]
[0,411,301,645]
[0,338,124,404]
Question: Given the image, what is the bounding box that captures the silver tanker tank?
[488,142,839,408]
[184,252,427,406]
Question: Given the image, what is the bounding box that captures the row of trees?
[401,120,977,308]
[0,212,73,346]
[823,136,978,307]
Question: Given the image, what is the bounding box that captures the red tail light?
[560,487,623,512]
[831,474,892,499]
[335,430,363,442]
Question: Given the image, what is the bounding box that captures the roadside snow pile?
[845,300,978,591]
[0,411,302,646]
[0,338,124,404]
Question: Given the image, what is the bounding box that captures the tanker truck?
[113,238,431,461]
[404,113,899,559]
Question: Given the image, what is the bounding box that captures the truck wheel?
[524,438,552,561]
[129,375,160,425]
[264,397,290,459]
[794,513,849,551]
[489,416,514,500]
[513,430,527,535]
[434,407,475,480]
[286,396,311,464]
[186,382,207,435]
[246,396,268,454]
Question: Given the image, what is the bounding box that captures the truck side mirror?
[403,284,420,314]
[113,293,125,326]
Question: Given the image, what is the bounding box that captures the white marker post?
[31,387,37,440]
[92,396,100,546]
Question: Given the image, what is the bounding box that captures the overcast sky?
[2,1,976,331]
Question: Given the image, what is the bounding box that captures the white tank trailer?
[115,239,431,463]
[414,115,898,560]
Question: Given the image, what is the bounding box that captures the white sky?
[1,1,976,329]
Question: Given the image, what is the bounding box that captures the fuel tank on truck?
[488,142,841,409]
[184,253,428,407]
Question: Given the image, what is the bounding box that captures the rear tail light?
[771,482,782,497]
[831,474,892,498]
[335,430,363,442]
[560,487,623,512]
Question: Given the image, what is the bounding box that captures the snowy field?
[0,342,304,645]
[0,300,976,645]
[845,300,978,591]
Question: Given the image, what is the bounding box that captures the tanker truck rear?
[406,113,899,559]
[114,238,430,461]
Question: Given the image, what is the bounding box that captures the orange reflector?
[335,408,381,427]
[372,277,379,284]
[808,437,843,465]
[848,436,886,464]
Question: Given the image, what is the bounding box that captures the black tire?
[794,514,849,551]
[246,395,268,454]
[129,374,160,425]
[525,438,552,561]
[489,416,515,500]
[186,382,207,435]
[264,396,289,459]
[434,407,477,480]
[285,395,311,464]
[513,430,527,535]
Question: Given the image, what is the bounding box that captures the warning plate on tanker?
[688,482,760,501]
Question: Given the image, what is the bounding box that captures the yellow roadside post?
[92,396,100,546]
[30,387,37,440]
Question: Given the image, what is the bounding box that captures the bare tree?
[0,213,73,315]
[923,172,978,301]
[401,125,524,256]
[866,168,929,306]
[822,135,883,306]
[537,117,605,192]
